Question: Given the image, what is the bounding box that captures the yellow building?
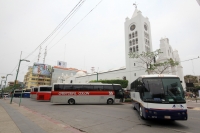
[23,66,51,89]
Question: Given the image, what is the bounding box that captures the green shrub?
[124,98,132,102]
[89,79,128,88]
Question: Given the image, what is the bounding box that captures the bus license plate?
[164,116,171,119]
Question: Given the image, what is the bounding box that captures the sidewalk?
[0,98,82,133]
[0,100,21,133]
[0,99,46,133]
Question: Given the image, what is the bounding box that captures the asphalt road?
[11,98,200,133]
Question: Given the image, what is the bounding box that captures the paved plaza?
[1,98,200,133]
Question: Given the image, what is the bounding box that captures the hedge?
[89,79,128,88]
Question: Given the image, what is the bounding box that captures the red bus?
[37,86,52,101]
[51,83,124,105]
[30,87,38,99]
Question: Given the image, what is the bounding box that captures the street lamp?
[10,59,30,104]
[1,74,12,98]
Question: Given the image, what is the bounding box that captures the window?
[133,46,135,52]
[129,48,132,53]
[40,87,52,91]
[129,34,131,39]
[136,45,139,51]
[136,38,138,44]
[103,85,113,91]
[94,85,103,91]
[83,85,94,91]
[132,39,135,45]
[34,87,38,92]
[134,63,136,66]
[73,85,82,91]
[135,31,138,37]
[63,85,73,91]
[134,73,136,76]
[132,32,134,38]
[129,41,132,46]
[113,85,122,91]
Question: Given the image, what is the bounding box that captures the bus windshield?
[142,78,185,103]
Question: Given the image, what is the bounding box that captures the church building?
[56,6,185,89]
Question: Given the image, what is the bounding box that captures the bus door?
[113,85,124,101]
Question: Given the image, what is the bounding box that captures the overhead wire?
[8,0,86,76]
[43,0,86,48]
[24,0,85,60]
[47,0,103,51]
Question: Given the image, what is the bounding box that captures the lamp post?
[94,72,98,82]
[10,59,30,104]
[0,76,5,98]
[1,74,12,98]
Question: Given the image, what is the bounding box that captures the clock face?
[130,24,136,31]
[144,24,147,31]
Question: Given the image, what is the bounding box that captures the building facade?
[51,66,86,85]
[23,66,51,89]
[54,6,185,89]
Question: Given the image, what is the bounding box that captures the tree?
[129,49,179,74]
[3,84,21,93]
[129,49,161,74]
[150,58,179,74]
[184,75,198,83]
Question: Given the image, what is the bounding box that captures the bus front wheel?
[107,99,113,105]
[68,99,75,105]
[139,106,145,119]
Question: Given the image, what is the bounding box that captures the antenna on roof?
[43,46,47,63]
[37,46,42,63]
[133,2,138,8]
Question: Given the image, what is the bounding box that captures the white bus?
[130,75,187,120]
[51,83,124,104]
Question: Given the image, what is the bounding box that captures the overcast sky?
[0,0,200,83]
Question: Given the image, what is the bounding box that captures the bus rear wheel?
[107,99,113,105]
[68,99,75,105]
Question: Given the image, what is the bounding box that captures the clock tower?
[124,5,153,80]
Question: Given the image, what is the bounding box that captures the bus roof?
[39,85,52,88]
[53,83,121,86]
[139,74,178,78]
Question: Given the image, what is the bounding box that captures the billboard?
[32,63,52,76]
[57,61,67,68]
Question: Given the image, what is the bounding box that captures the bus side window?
[103,85,113,91]
[94,85,103,91]
[83,85,93,91]
[73,85,82,91]
[63,85,72,91]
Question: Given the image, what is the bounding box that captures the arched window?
[132,39,135,45]
[129,41,132,46]
[136,45,139,51]
[135,31,138,37]
[129,48,132,53]
[136,38,138,44]
[132,32,134,38]
[133,46,135,52]
[129,34,131,39]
